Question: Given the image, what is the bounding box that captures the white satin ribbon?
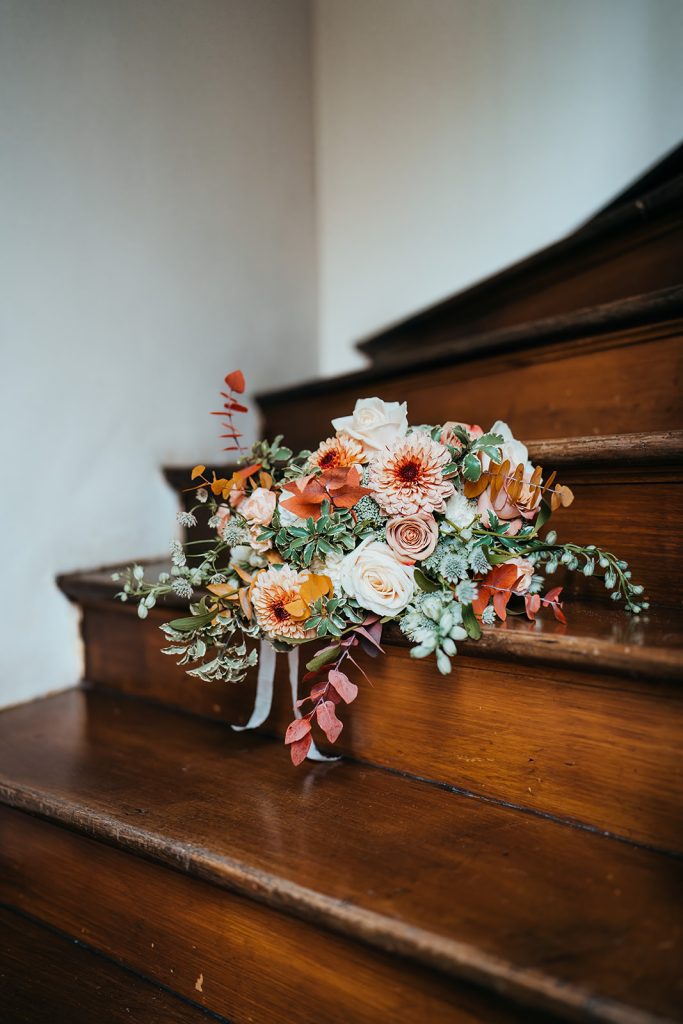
[233,641,339,762]
[231,640,277,731]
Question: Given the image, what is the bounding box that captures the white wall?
[0,0,317,706]
[313,0,683,374]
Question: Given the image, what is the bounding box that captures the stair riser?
[0,807,537,1024]
[81,603,683,853]
[259,324,682,450]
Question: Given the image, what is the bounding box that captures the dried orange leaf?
[191,464,206,480]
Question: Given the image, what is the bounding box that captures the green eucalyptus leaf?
[414,567,440,593]
[463,454,482,482]
[461,603,482,639]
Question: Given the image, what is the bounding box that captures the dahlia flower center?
[272,602,290,622]
[397,459,420,483]
[319,451,338,469]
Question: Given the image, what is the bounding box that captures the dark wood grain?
[0,905,220,1024]
[257,323,683,450]
[0,689,681,1024]
[76,598,683,852]
[0,809,539,1024]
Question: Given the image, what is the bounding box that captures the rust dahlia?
[309,434,365,471]
[251,564,313,640]
[369,431,455,516]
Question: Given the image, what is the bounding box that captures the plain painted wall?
[0,0,317,706]
[313,0,683,373]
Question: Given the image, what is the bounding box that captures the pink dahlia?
[369,432,455,516]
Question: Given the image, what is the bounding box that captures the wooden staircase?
[2,152,683,1023]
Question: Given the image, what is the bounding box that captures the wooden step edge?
[254,288,683,407]
[57,565,683,683]
[0,905,224,1024]
[0,774,668,1024]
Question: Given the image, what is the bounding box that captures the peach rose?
[477,467,542,536]
[507,557,535,594]
[214,504,232,538]
[385,513,439,563]
[240,487,276,527]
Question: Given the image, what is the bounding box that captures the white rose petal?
[332,397,408,455]
[339,537,414,617]
[485,420,532,472]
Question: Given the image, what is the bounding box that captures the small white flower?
[443,491,477,531]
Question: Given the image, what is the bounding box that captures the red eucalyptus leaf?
[285,717,311,744]
[544,586,563,604]
[552,603,567,625]
[525,593,541,620]
[492,589,510,622]
[329,669,358,704]
[225,369,246,393]
[316,700,343,743]
[289,733,312,766]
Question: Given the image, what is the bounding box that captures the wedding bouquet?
[118,371,647,764]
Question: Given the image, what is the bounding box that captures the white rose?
[332,397,408,455]
[339,537,414,617]
[485,420,532,472]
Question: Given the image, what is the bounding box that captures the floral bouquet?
[118,371,647,765]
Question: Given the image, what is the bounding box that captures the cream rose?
[332,397,408,456]
[240,487,276,527]
[385,513,438,563]
[339,538,414,616]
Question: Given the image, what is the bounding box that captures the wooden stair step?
[165,430,683,605]
[255,294,683,448]
[0,905,219,1024]
[1,688,681,1024]
[58,564,683,853]
[356,158,683,363]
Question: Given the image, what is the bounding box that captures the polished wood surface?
[0,689,680,1024]
[258,324,683,450]
[0,906,217,1024]
[0,809,536,1024]
[76,598,683,852]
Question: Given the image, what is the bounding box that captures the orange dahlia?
[369,431,455,516]
[251,565,313,640]
[309,434,365,471]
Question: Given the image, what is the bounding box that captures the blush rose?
[385,513,439,563]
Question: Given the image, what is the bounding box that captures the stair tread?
[1,688,680,1024]
[255,290,683,405]
[0,906,217,1024]
[59,562,683,681]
